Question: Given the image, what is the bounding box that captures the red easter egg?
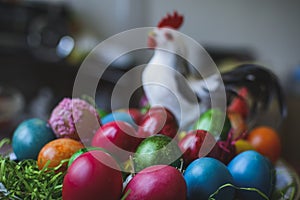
[178,130,216,166]
[123,165,187,200]
[92,121,142,162]
[138,106,178,138]
[63,150,123,200]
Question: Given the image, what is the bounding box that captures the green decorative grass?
[0,139,66,200]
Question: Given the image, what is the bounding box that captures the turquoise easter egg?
[101,112,136,128]
[12,118,56,160]
[227,150,274,200]
[184,157,235,200]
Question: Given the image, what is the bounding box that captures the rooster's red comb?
[157,11,184,29]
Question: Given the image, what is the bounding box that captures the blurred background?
[0,0,299,172]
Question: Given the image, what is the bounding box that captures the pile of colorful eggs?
[7,95,294,200]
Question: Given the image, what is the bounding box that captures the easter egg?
[123,165,187,200]
[184,157,235,200]
[92,121,142,162]
[247,126,281,163]
[63,150,123,200]
[12,118,56,160]
[37,138,84,171]
[134,134,182,172]
[48,98,100,142]
[193,108,231,140]
[101,111,137,128]
[228,150,274,200]
[178,130,216,166]
[138,106,178,138]
[115,108,143,125]
[234,139,255,154]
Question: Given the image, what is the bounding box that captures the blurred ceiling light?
[56,35,75,58]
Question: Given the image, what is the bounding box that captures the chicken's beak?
[147,32,156,49]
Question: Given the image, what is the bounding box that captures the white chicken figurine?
[142,11,286,130]
[143,12,201,129]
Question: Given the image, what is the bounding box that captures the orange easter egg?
[37,138,84,171]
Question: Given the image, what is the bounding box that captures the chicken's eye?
[164,32,173,41]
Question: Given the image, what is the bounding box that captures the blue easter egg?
[101,112,136,128]
[12,118,56,160]
[184,157,235,200]
[227,150,274,200]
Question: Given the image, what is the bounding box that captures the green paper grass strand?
[209,183,270,200]
[0,138,10,150]
[121,189,131,200]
